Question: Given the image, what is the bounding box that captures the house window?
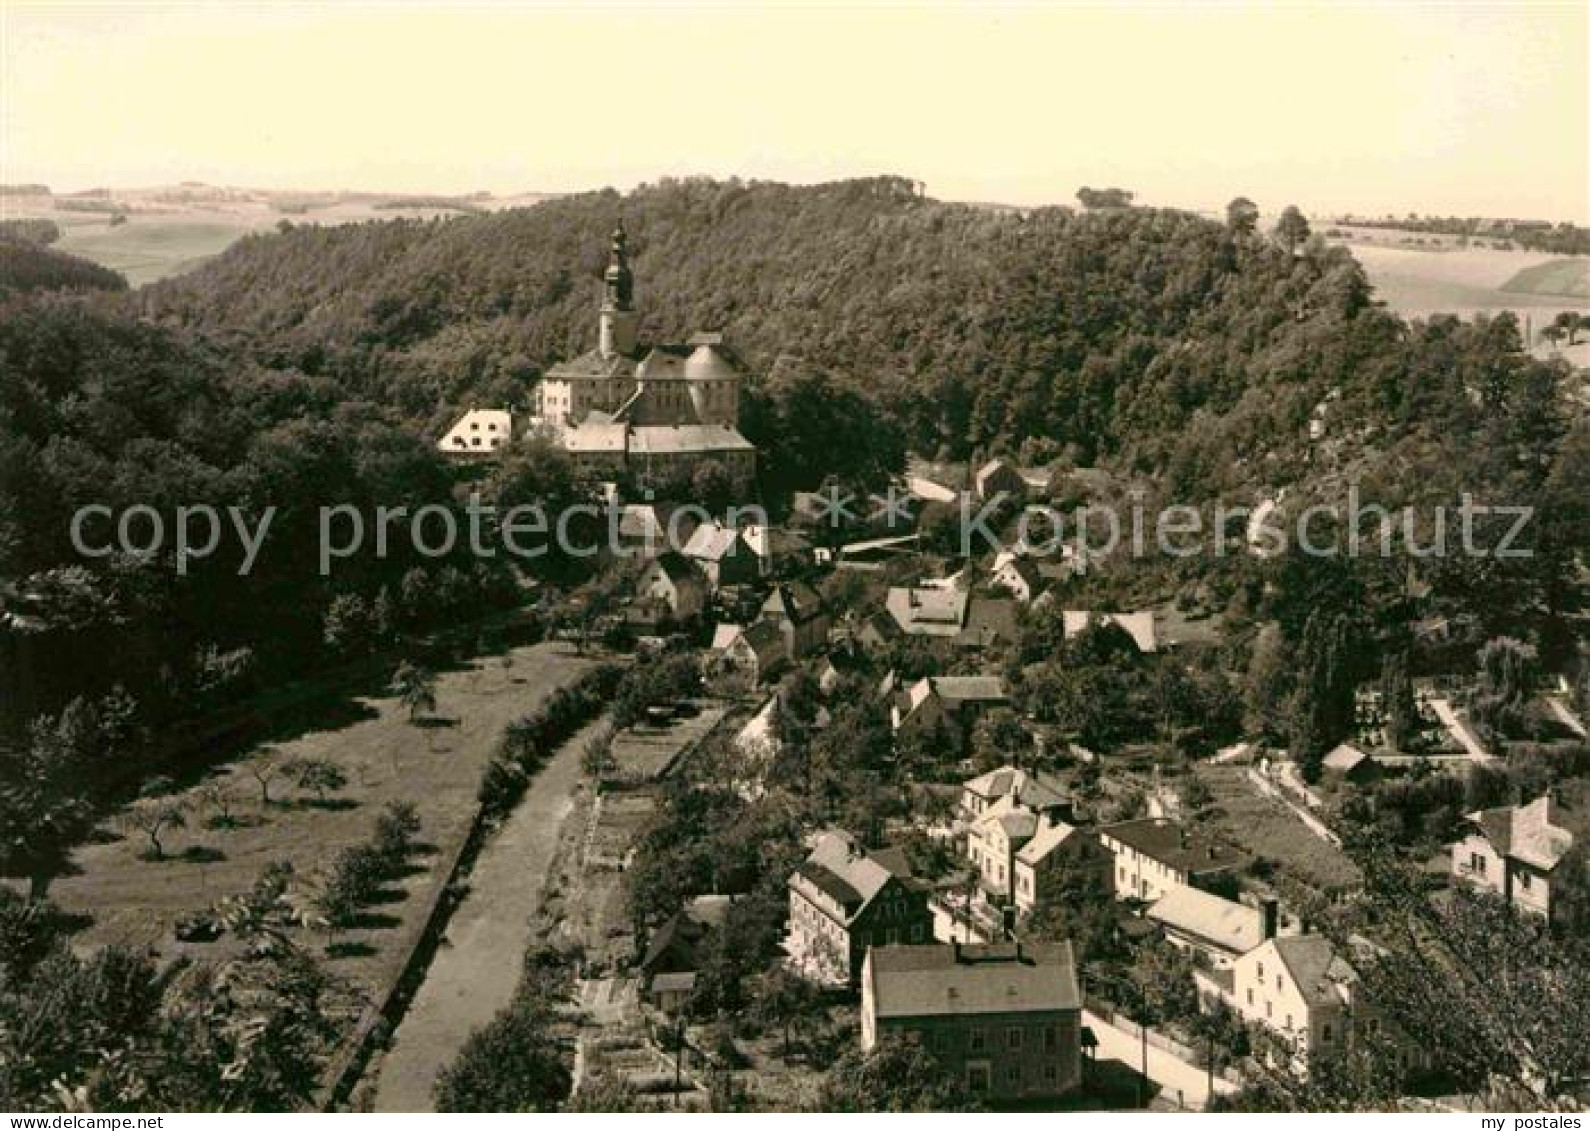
[1006,1065,1021,1088]
[1008,1026,1023,1050]
[1246,988,1254,1006]
[1266,1001,1273,1019]
[1470,852,1486,876]
[1322,1024,1333,1043]
[1257,962,1264,979]
[1519,872,1532,891]
[1285,1013,1293,1030]
[967,1065,990,1092]
[969,1028,986,1052]
[1044,1063,1058,1083]
[1044,1025,1057,1051]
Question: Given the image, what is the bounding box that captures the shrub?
[476,664,623,817]
[434,1007,571,1111]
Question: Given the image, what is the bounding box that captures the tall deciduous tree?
[391,660,438,723]
[1275,205,1311,253]
[1226,196,1259,235]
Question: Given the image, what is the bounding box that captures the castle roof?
[629,424,755,454]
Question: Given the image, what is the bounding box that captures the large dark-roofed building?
[861,941,1083,1100]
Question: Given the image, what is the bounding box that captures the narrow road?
[1545,696,1587,738]
[1083,1010,1235,1111]
[370,715,608,1112]
[1430,697,1493,762]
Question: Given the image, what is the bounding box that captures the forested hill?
[142,176,1383,480]
[0,238,128,296]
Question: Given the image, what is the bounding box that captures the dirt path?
[369,714,608,1112]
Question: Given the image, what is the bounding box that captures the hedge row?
[477,664,624,818]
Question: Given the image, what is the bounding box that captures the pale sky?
[2,1,1586,220]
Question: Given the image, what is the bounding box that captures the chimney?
[1260,896,1280,940]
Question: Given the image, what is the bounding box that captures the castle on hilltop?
[530,221,757,493]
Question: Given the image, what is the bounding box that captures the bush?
[434,1007,571,1111]
[374,800,422,864]
[476,664,623,817]
[316,806,425,928]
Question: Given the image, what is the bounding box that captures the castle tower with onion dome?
[520,220,756,495]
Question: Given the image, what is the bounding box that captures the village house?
[731,692,830,799]
[1012,818,1113,916]
[787,830,932,986]
[614,503,671,557]
[817,656,848,696]
[760,580,830,659]
[1146,886,1279,969]
[1061,609,1160,653]
[960,765,1087,908]
[1097,817,1246,903]
[1321,742,1381,784]
[1194,934,1412,1076]
[883,584,1019,651]
[990,553,1045,603]
[682,519,762,589]
[885,584,969,638]
[974,458,1028,502]
[959,764,1072,824]
[741,522,814,578]
[1451,792,1580,920]
[436,407,514,459]
[649,971,697,1015]
[890,675,1009,748]
[704,620,789,688]
[958,597,1021,651]
[640,895,730,982]
[635,552,706,621]
[966,798,1042,903]
[861,941,1082,1100]
[905,471,961,505]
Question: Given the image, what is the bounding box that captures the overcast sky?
[3,2,1586,221]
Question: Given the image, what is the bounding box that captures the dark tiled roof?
[1099,817,1245,875]
[1270,935,1358,1009]
[868,942,1079,1019]
[651,551,703,588]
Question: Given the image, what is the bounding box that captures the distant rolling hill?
[1502,257,1590,300]
[0,184,562,285]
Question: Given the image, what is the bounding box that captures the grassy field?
[1502,257,1590,299]
[45,642,592,1003]
[1343,241,1590,322]
[4,185,559,285]
[1193,764,1362,895]
[55,216,257,285]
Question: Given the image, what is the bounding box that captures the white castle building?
[531,221,756,492]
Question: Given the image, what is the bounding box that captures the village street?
[1083,1010,1235,1112]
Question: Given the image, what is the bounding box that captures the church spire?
[599,218,637,358]
[604,219,633,310]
